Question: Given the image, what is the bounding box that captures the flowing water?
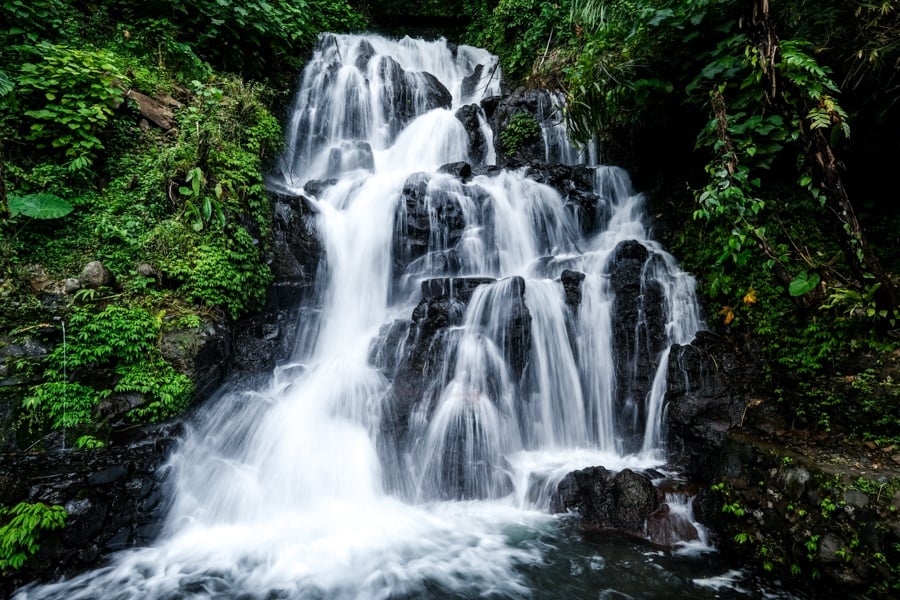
[18,34,802,599]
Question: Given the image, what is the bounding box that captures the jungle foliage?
[0,0,367,457]
[463,0,900,443]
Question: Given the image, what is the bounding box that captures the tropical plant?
[0,502,67,572]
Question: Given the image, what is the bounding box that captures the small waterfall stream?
[18,34,799,600]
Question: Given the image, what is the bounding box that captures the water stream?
[18,34,801,599]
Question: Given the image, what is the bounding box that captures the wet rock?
[380,277,509,495]
[438,161,472,181]
[609,240,667,452]
[646,503,700,548]
[79,261,114,289]
[491,87,554,165]
[551,467,660,536]
[325,140,374,176]
[524,164,603,234]
[392,172,468,279]
[230,311,289,374]
[378,56,452,139]
[0,423,178,594]
[95,392,146,424]
[560,269,586,308]
[159,321,230,401]
[503,276,532,380]
[454,104,488,166]
[368,319,414,379]
[665,330,754,476]
[64,278,81,293]
[355,38,376,71]
[303,178,338,198]
[420,277,495,302]
[818,532,847,564]
[460,64,484,100]
[270,192,323,306]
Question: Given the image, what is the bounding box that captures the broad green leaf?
[8,193,74,219]
[788,272,821,296]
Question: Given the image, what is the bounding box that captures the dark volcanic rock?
[665,330,753,475]
[560,269,586,308]
[491,87,552,165]
[379,276,531,498]
[646,503,700,547]
[379,57,452,139]
[460,64,484,100]
[454,104,488,166]
[270,192,323,307]
[551,467,660,536]
[524,164,604,235]
[609,240,667,452]
[159,321,230,402]
[438,161,472,181]
[354,38,376,71]
[0,424,180,596]
[392,172,468,279]
[420,277,495,302]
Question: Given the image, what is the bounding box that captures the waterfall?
[17,34,707,600]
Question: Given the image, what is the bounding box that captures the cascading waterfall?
[18,33,780,600]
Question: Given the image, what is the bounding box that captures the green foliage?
[7,193,73,219]
[23,306,194,437]
[16,43,128,170]
[466,0,573,82]
[499,112,542,155]
[0,0,75,45]
[156,223,272,320]
[0,502,66,573]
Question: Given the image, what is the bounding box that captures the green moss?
[499,112,541,156]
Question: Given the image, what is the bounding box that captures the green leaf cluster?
[16,43,128,170]
[23,306,194,436]
[499,112,541,156]
[0,502,66,573]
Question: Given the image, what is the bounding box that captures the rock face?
[524,163,602,235]
[609,240,667,452]
[378,56,452,139]
[491,87,555,165]
[551,467,660,536]
[269,192,323,308]
[0,424,179,597]
[454,104,489,166]
[664,330,753,476]
[694,428,900,597]
[159,322,230,402]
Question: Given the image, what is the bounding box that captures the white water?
[17,34,720,599]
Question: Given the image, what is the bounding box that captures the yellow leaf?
[718,305,735,325]
[743,288,757,305]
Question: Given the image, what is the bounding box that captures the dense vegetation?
[0,0,366,570]
[461,0,900,448]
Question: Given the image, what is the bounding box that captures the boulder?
[560,269,586,309]
[79,261,114,289]
[392,172,468,279]
[551,467,660,537]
